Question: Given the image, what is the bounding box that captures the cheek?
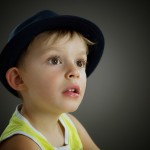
[29,70,60,91]
[22,69,47,90]
[23,74,53,99]
[80,72,87,90]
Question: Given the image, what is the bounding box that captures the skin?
[0,32,100,150]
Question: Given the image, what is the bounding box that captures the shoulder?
[67,114,100,150]
[0,135,40,150]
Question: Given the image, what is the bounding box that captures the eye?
[76,59,87,68]
[48,56,62,65]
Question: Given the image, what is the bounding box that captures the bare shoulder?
[0,135,40,150]
[67,114,100,150]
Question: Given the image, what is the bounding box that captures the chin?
[63,104,80,113]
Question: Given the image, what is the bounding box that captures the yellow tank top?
[0,105,83,150]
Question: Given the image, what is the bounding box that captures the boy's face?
[18,32,87,114]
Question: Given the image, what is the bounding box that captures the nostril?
[65,69,80,79]
[69,74,74,78]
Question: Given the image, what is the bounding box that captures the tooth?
[68,89,75,92]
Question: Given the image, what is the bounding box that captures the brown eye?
[48,56,62,65]
[76,59,87,68]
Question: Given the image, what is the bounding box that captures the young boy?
[0,10,104,150]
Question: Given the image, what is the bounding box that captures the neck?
[20,104,65,146]
[20,104,61,131]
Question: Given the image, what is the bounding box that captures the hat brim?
[0,15,104,97]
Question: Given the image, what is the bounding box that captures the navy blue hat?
[0,10,104,97]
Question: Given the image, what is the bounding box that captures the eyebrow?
[78,50,88,56]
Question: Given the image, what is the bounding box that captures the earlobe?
[6,67,25,91]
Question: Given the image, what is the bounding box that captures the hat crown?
[8,10,58,41]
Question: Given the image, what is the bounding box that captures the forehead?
[27,31,88,54]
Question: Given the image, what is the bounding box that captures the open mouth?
[67,88,79,94]
[63,85,80,97]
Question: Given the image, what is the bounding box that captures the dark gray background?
[0,0,149,150]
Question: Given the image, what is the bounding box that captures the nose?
[65,65,80,79]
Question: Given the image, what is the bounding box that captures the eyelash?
[47,55,87,68]
[76,59,87,68]
[48,56,62,65]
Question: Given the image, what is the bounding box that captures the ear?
[6,67,26,91]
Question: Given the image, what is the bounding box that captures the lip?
[62,84,80,98]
